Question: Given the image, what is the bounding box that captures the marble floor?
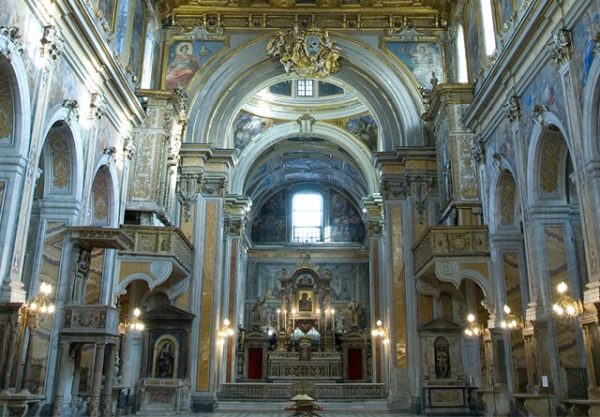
[135,400,452,416]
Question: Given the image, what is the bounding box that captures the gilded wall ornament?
[266,26,341,78]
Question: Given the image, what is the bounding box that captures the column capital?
[548,29,572,66]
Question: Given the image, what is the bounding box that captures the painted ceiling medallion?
[267,25,341,79]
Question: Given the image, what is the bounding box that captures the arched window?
[456,24,469,82]
[480,0,496,56]
[291,192,323,242]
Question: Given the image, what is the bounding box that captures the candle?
[292,308,296,330]
[277,308,281,330]
[284,310,287,331]
[331,308,335,330]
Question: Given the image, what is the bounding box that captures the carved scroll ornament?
[267,25,341,78]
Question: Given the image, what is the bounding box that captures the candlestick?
[292,308,296,331]
[284,309,287,332]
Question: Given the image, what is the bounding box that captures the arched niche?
[90,165,115,226]
[184,34,425,151]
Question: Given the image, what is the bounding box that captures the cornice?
[55,0,145,124]
[461,0,559,130]
[421,82,473,121]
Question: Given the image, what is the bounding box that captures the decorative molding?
[62,99,80,123]
[122,134,136,160]
[470,135,485,164]
[548,29,572,65]
[381,176,407,200]
[89,92,106,120]
[532,104,548,126]
[386,23,433,39]
[297,113,315,135]
[40,25,63,61]
[150,260,173,281]
[176,170,201,219]
[503,95,521,123]
[594,32,600,57]
[0,26,23,61]
[266,25,341,78]
[406,174,435,224]
[201,176,227,197]
[177,24,224,37]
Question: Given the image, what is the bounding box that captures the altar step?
[217,400,391,413]
[218,383,387,400]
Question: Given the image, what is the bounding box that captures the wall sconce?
[217,319,234,345]
[464,314,484,337]
[371,320,390,344]
[500,305,522,330]
[118,307,145,334]
[552,282,581,318]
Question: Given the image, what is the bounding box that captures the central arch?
[185,33,425,150]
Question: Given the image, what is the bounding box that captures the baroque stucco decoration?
[267,26,341,78]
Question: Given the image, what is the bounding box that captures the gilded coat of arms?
[266,26,341,78]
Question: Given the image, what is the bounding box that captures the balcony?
[412,226,491,294]
[61,304,119,342]
[119,225,194,274]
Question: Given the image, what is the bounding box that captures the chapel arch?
[90,165,115,226]
[526,121,588,397]
[184,34,425,151]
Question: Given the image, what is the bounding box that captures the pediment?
[419,317,462,332]
[144,304,195,321]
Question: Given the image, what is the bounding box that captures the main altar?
[222,258,385,400]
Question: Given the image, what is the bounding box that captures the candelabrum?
[118,307,145,334]
[371,320,390,344]
[552,281,581,319]
[20,282,56,393]
[499,305,522,330]
[464,313,484,337]
[217,318,234,345]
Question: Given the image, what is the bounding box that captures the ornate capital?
[406,174,435,224]
[548,29,572,65]
[532,104,548,126]
[361,194,384,237]
[89,92,106,120]
[266,25,341,78]
[122,134,135,160]
[202,176,227,197]
[62,99,79,123]
[176,170,202,220]
[41,25,63,61]
[0,26,23,61]
[380,176,407,201]
[503,95,521,123]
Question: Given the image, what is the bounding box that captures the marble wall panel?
[29,221,65,393]
[544,225,580,369]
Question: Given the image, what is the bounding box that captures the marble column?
[51,341,71,417]
[1,313,19,390]
[20,312,38,393]
[101,344,116,417]
[70,346,82,417]
[88,342,106,417]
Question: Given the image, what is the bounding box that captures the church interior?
[1,0,600,416]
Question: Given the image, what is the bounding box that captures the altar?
[235,258,371,386]
[267,351,342,381]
